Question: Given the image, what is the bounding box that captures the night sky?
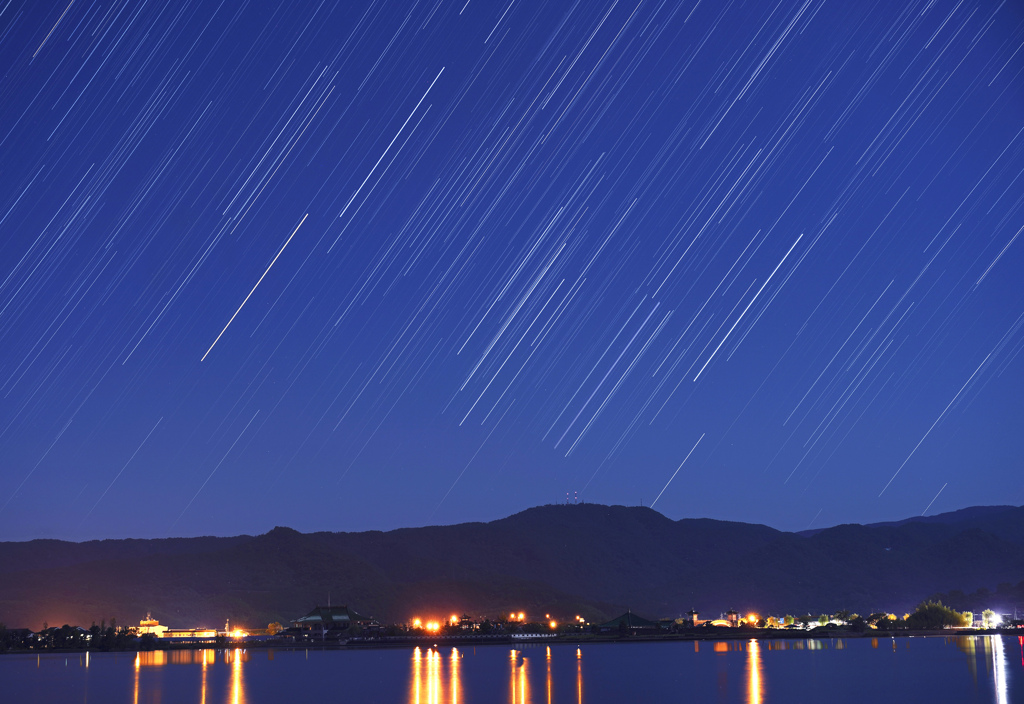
[1,0,1021,541]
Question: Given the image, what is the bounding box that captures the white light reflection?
[992,635,1008,704]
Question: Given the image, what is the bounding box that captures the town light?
[412,618,422,629]
[450,614,459,626]
[518,612,525,622]
[549,620,557,629]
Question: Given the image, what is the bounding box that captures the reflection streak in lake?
[409,646,460,704]
[132,648,244,704]
[2,634,1019,703]
[747,638,762,704]
[400,636,1012,704]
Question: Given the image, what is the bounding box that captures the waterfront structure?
[136,614,167,637]
[597,610,659,633]
[291,605,371,634]
[163,627,218,639]
[133,614,218,641]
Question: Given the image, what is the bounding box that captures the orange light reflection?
[507,649,530,704]
[747,639,763,704]
[509,650,517,704]
[428,649,440,704]
[577,647,583,704]
[408,646,463,704]
[201,649,208,704]
[450,648,460,704]
[229,649,247,704]
[519,653,529,704]
[546,646,552,704]
[412,647,422,704]
[138,649,223,666]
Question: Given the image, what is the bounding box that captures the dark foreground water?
[2,635,1019,703]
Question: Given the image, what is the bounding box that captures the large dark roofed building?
[598,610,659,632]
[291,605,369,632]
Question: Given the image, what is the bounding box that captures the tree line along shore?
[2,600,1018,653]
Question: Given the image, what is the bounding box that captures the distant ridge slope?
[1,503,1021,630]
[799,505,1019,536]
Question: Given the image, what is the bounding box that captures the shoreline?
[341,626,1013,649]
[2,627,1016,655]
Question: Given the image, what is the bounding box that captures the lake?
[2,635,1018,703]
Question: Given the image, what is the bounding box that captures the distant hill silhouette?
[799,505,1020,535]
[1,504,1022,630]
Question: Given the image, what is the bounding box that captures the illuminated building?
[165,628,217,638]
[162,628,219,641]
[136,613,168,637]
[134,614,217,642]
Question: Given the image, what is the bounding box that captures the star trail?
[0,0,1021,540]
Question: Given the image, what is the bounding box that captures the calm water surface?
[2,635,1019,703]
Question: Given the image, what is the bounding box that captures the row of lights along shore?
[408,612,589,632]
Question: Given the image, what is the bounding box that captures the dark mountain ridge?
[1,503,1021,631]
[798,505,1019,536]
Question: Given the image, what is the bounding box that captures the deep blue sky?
[1,0,1021,541]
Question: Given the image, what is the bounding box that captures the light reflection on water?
[746,639,762,704]
[576,647,582,704]
[135,649,221,666]
[406,639,761,704]
[952,635,1009,704]
[400,636,1014,704]
[132,653,139,704]
[9,634,1020,703]
[992,635,1007,704]
[230,648,246,704]
[132,648,246,704]
[409,644,579,704]
[509,648,528,704]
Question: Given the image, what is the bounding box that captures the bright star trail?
[0,0,1021,540]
